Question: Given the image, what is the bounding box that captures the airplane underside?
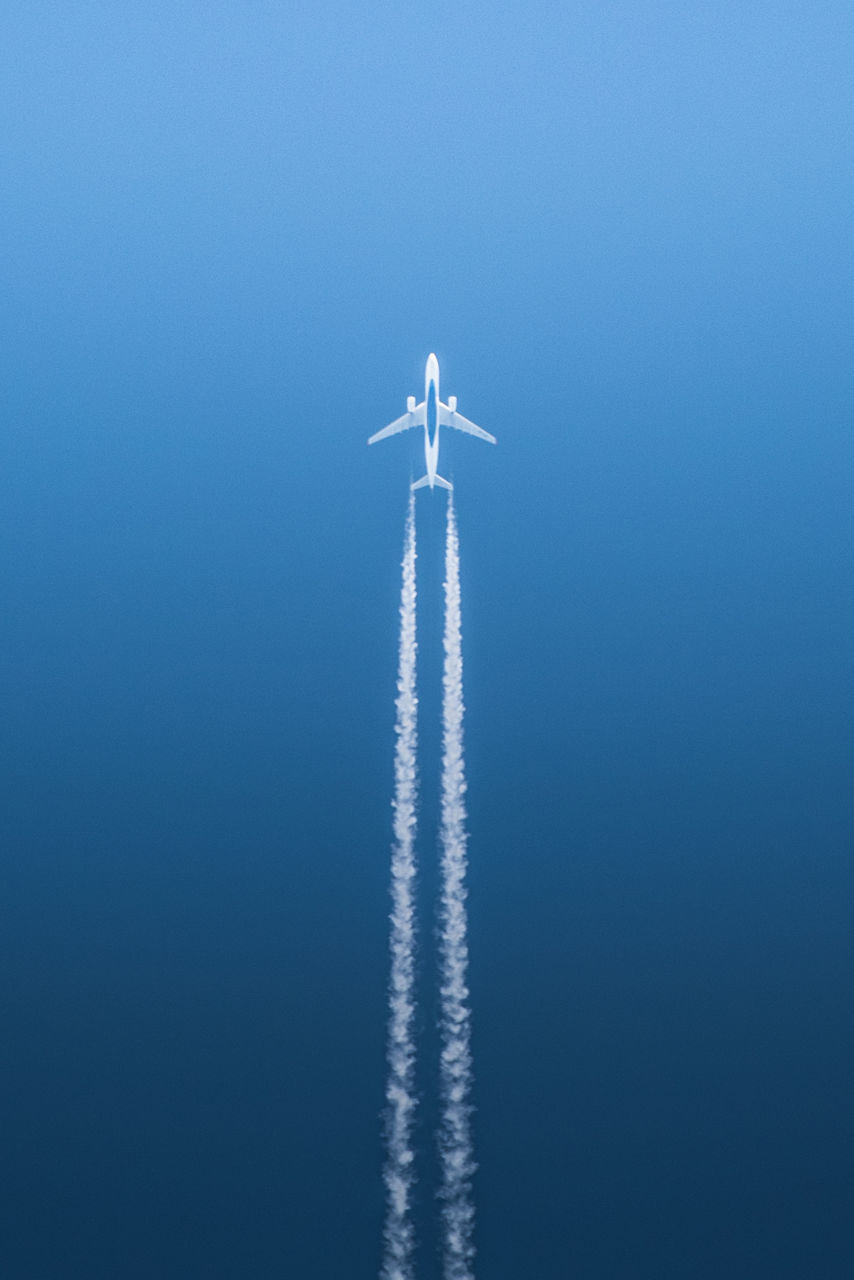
[368,353,495,491]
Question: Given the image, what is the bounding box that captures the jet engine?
[448,396,457,412]
[407,396,416,412]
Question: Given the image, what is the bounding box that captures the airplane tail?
[411,474,453,492]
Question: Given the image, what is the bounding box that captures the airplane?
[368,353,495,491]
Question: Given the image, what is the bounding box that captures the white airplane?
[368,353,495,491]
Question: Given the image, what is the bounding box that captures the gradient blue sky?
[1,4,852,1277]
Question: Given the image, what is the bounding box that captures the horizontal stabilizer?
[411,474,453,492]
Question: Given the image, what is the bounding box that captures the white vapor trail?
[382,493,419,1280]
[438,496,476,1280]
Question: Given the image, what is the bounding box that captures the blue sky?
[1,4,852,1277]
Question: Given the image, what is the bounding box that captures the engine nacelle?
[407,396,416,413]
[448,396,457,412]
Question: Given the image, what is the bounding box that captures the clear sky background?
[1,3,852,1277]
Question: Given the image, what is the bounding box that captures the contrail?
[438,495,476,1280]
[381,493,419,1280]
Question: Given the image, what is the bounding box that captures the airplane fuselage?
[423,353,441,487]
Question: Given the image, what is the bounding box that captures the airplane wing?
[368,401,425,445]
[439,402,496,444]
